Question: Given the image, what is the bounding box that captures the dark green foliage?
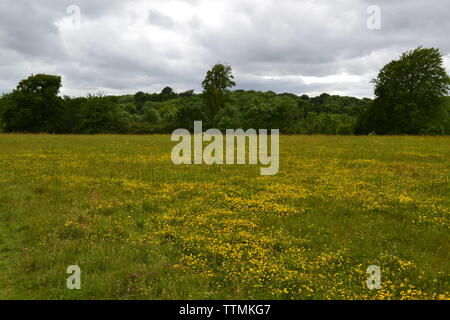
[134,91,148,113]
[356,47,450,134]
[0,94,11,133]
[2,74,62,133]
[134,87,182,113]
[142,104,161,125]
[202,64,236,124]
[1,49,449,135]
[216,104,241,131]
[58,96,85,133]
[174,104,206,132]
[298,113,355,135]
[160,87,176,101]
[119,103,137,115]
[242,101,274,130]
[76,93,127,134]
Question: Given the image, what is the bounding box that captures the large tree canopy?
[201,63,236,125]
[356,47,450,134]
[2,74,62,133]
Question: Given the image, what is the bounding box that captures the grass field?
[0,134,449,300]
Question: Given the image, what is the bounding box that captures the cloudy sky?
[1,0,449,98]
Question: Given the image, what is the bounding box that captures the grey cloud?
[148,9,175,29]
[0,1,61,57]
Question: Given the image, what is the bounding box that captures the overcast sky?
[1,0,449,98]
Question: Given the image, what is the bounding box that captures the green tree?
[270,96,301,133]
[59,96,86,133]
[202,64,236,125]
[0,94,10,132]
[76,93,126,133]
[119,102,137,114]
[243,100,274,130]
[142,104,161,125]
[216,104,241,131]
[174,100,207,131]
[357,47,450,134]
[160,87,177,101]
[134,91,148,113]
[2,74,62,132]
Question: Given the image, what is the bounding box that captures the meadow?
[0,134,448,300]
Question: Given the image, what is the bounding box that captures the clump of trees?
[1,74,63,133]
[355,47,450,134]
[1,47,449,135]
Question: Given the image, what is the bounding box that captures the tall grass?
[0,135,448,299]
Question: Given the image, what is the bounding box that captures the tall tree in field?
[3,74,63,132]
[202,63,236,125]
[356,47,450,134]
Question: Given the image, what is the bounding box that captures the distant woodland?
[1,47,449,135]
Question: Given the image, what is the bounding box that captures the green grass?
[0,134,449,299]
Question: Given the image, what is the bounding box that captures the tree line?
[1,46,449,135]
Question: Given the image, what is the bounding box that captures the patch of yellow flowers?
[1,135,448,299]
